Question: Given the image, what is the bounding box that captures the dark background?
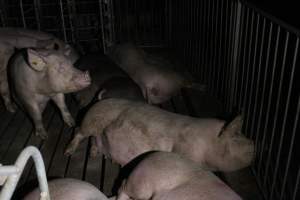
[249,0,300,29]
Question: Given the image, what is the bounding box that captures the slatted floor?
[0,90,261,199]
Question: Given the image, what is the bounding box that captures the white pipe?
[0,146,50,200]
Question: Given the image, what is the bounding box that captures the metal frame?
[0,146,50,200]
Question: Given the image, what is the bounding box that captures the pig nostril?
[84,71,91,81]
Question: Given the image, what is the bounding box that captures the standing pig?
[9,48,91,139]
[0,27,79,112]
[23,178,111,200]
[116,151,242,200]
[65,98,254,172]
[107,43,205,104]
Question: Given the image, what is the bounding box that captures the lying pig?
[116,151,241,200]
[107,43,206,104]
[23,178,110,200]
[73,54,128,107]
[0,28,79,112]
[65,98,254,172]
[9,48,91,139]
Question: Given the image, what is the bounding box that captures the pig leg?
[90,137,99,158]
[25,102,48,139]
[64,129,85,156]
[0,52,17,112]
[51,93,75,127]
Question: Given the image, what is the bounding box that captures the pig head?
[116,151,242,200]
[10,48,90,139]
[65,99,254,172]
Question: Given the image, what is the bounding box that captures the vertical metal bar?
[166,0,172,46]
[0,0,7,27]
[269,32,290,199]
[33,0,41,30]
[241,11,255,122]
[200,0,207,83]
[99,0,106,53]
[225,0,235,111]
[245,13,260,136]
[250,17,266,140]
[232,1,243,109]
[207,0,214,92]
[20,0,26,28]
[210,0,219,95]
[292,164,300,200]
[216,0,224,97]
[59,0,67,42]
[256,22,273,174]
[66,0,76,44]
[238,7,250,108]
[261,26,281,187]
[280,39,299,200]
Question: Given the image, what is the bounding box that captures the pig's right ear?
[27,49,46,71]
[221,115,243,137]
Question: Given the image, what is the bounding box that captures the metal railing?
[168,0,300,199]
[0,146,50,200]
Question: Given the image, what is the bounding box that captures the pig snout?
[72,70,91,90]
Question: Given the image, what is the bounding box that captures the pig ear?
[64,45,71,56]
[221,115,243,137]
[27,49,46,71]
[98,89,107,100]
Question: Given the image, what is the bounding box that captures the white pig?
[107,43,205,104]
[23,178,110,200]
[65,98,254,172]
[9,48,91,139]
[0,27,79,112]
[116,151,242,200]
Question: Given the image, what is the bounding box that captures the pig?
[9,48,91,139]
[0,28,79,112]
[23,178,111,200]
[107,43,206,104]
[116,151,242,200]
[73,54,129,107]
[65,98,254,172]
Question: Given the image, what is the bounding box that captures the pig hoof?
[6,103,17,113]
[64,146,75,156]
[36,130,48,140]
[89,146,98,158]
[64,117,75,127]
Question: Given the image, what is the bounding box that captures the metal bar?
[216,0,224,98]
[59,0,67,42]
[262,26,281,188]
[292,163,300,200]
[280,39,299,200]
[250,17,266,141]
[99,0,106,53]
[0,0,7,27]
[238,7,250,108]
[256,21,273,174]
[20,0,27,28]
[269,32,290,199]
[211,0,219,95]
[241,10,255,123]
[245,13,260,137]
[0,146,50,200]
[33,0,41,30]
[233,4,245,108]
[241,0,300,37]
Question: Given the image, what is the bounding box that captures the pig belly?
[104,120,173,166]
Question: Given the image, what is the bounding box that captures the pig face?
[27,49,91,93]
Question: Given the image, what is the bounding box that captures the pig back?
[23,178,108,200]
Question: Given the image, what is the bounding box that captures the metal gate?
[0,0,299,199]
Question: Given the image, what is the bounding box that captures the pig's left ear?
[221,115,243,137]
[27,49,46,71]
